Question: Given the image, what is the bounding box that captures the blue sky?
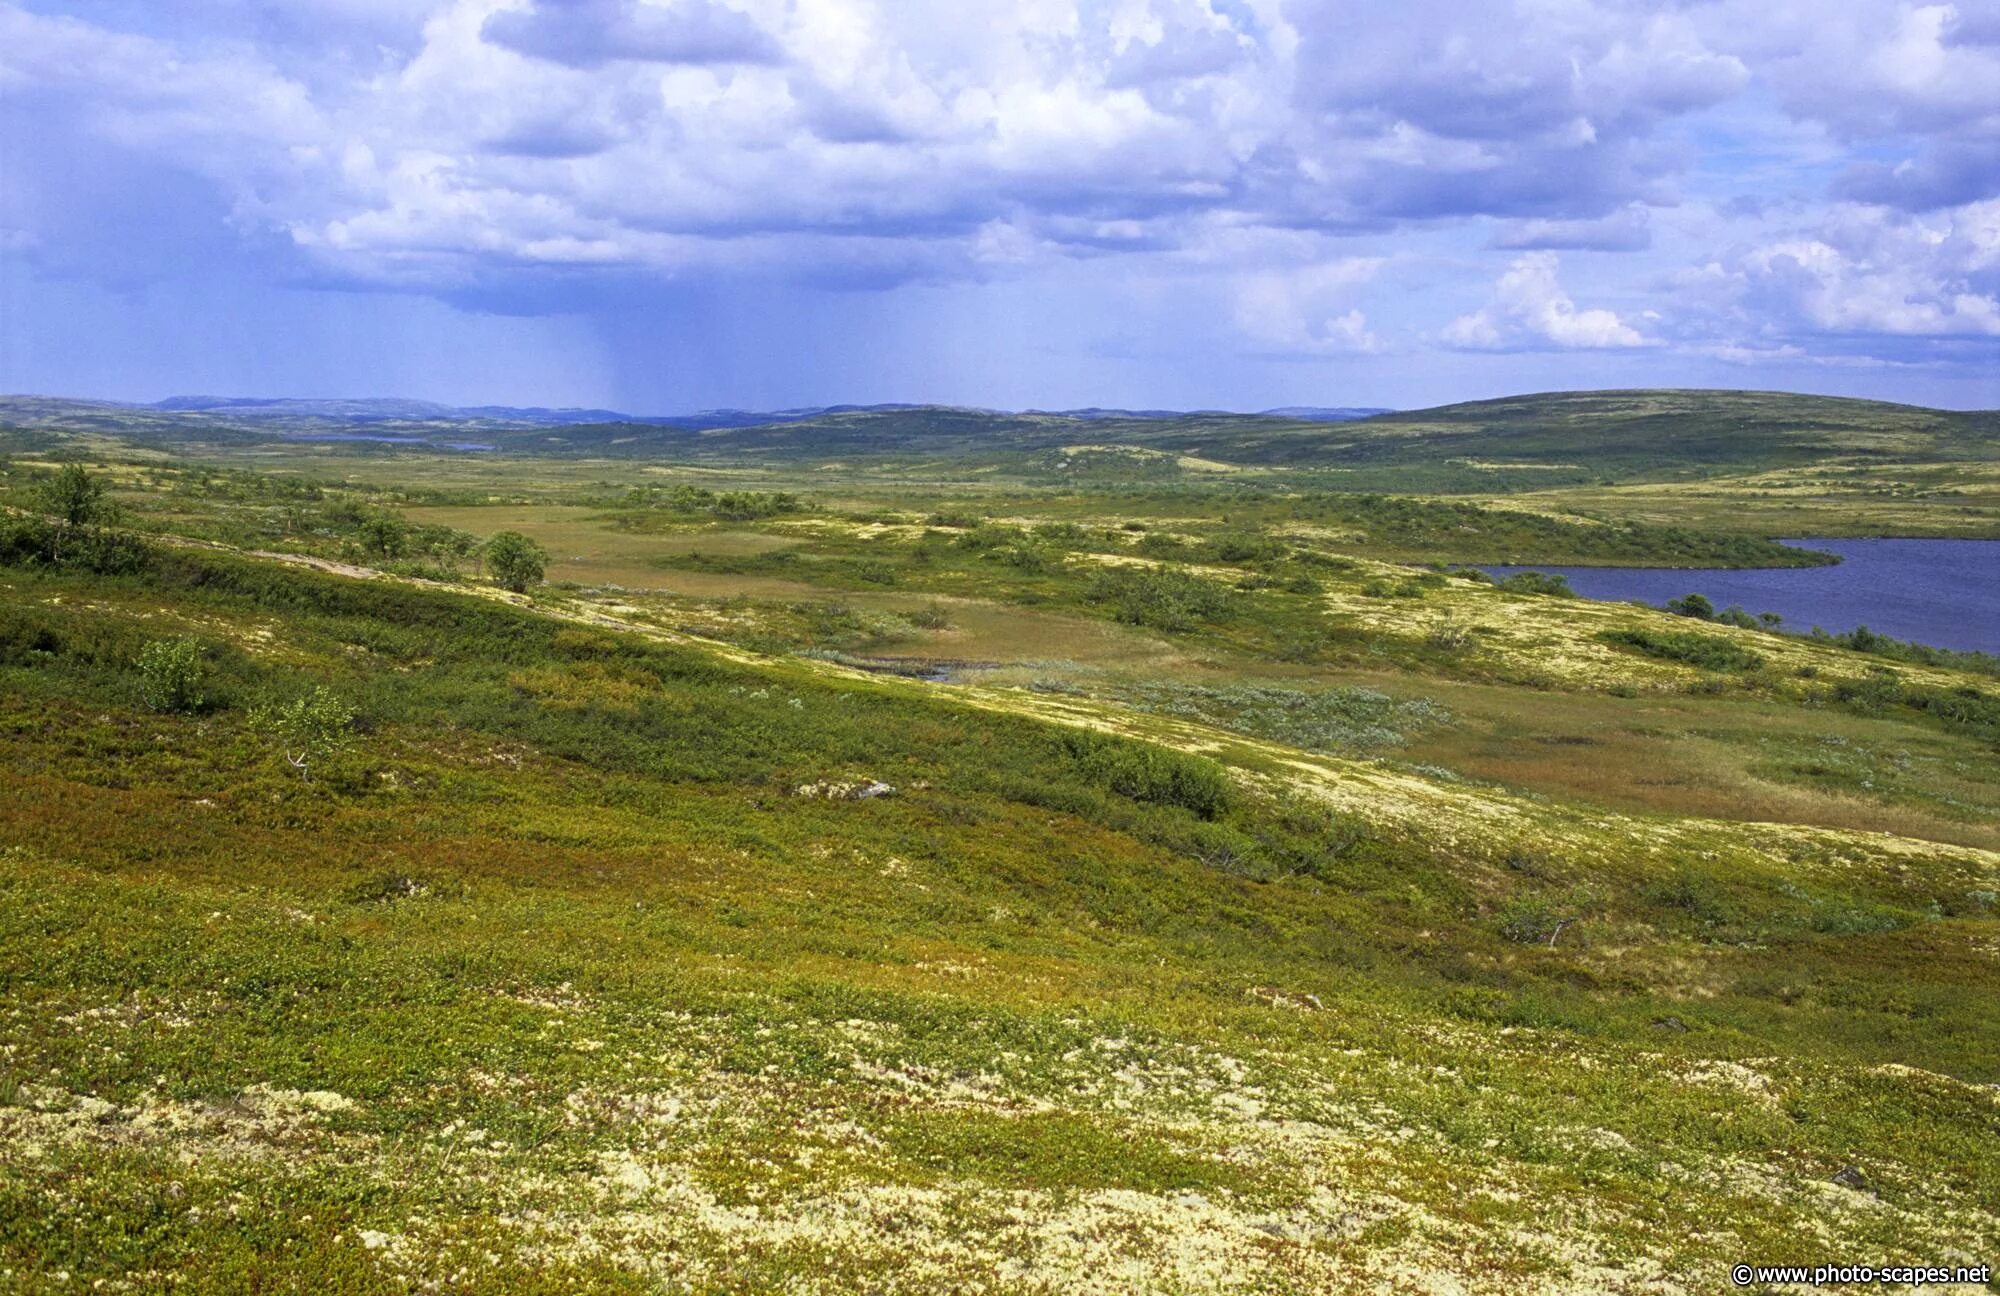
[3,0,1998,413]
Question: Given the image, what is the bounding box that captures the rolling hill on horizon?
[4,387,1997,506]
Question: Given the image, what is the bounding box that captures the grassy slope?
[2,526,1998,1293]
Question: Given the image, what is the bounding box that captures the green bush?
[486,530,548,593]
[1495,897,1569,945]
[1714,605,1762,629]
[1810,902,1913,936]
[1088,567,1233,632]
[248,686,357,782]
[1643,871,1727,924]
[1063,733,1234,819]
[1665,593,1716,619]
[0,511,149,575]
[1498,571,1573,597]
[35,462,110,529]
[1600,627,1764,671]
[137,636,206,714]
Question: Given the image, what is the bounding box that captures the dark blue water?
[1484,539,2000,653]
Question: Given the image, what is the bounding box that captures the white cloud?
[1723,200,2000,338]
[1443,253,1651,350]
[0,0,1764,293]
[1233,257,1385,354]
[2,0,1995,387]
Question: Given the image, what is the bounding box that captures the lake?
[1483,538,2000,654]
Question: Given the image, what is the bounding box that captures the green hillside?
[1,436,1997,1291]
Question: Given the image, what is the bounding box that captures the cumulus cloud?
[1835,140,2000,212]
[1,0,1996,388]
[1724,2,2000,213]
[0,0,1758,291]
[1692,200,2000,341]
[1444,253,1651,350]
[1277,2,1746,224]
[1232,257,1385,355]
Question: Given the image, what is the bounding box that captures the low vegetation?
[1,417,1995,1294]
[1600,626,1768,672]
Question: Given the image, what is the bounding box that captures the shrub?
[629,485,805,519]
[357,514,408,558]
[1063,733,1233,819]
[137,636,206,713]
[1810,902,1912,936]
[909,603,952,630]
[1134,533,1191,559]
[953,524,1024,553]
[36,463,110,530]
[1495,897,1570,945]
[486,531,548,593]
[248,686,357,782]
[60,525,150,575]
[1203,533,1287,564]
[1498,571,1572,597]
[1425,612,1476,652]
[1714,605,1762,629]
[1600,627,1765,671]
[2,467,147,574]
[1088,567,1232,632]
[1644,871,1727,924]
[988,544,1054,573]
[1665,593,1716,620]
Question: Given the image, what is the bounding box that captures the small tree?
[38,463,109,530]
[137,636,205,713]
[357,514,408,559]
[34,464,112,563]
[1665,592,1715,620]
[249,686,355,783]
[485,531,548,593]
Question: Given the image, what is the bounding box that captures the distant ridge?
[12,389,1986,485]
[148,396,634,425]
[126,396,1397,428]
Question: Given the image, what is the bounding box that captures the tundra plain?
[1,390,1996,1294]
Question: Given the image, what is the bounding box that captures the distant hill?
[524,389,1995,479]
[3,394,1399,436]
[3,388,1993,488]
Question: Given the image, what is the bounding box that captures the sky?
[1,0,1998,414]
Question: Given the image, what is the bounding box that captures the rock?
[1652,1015,1689,1032]
[1831,1165,1871,1193]
[794,778,897,801]
[1247,985,1323,1011]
